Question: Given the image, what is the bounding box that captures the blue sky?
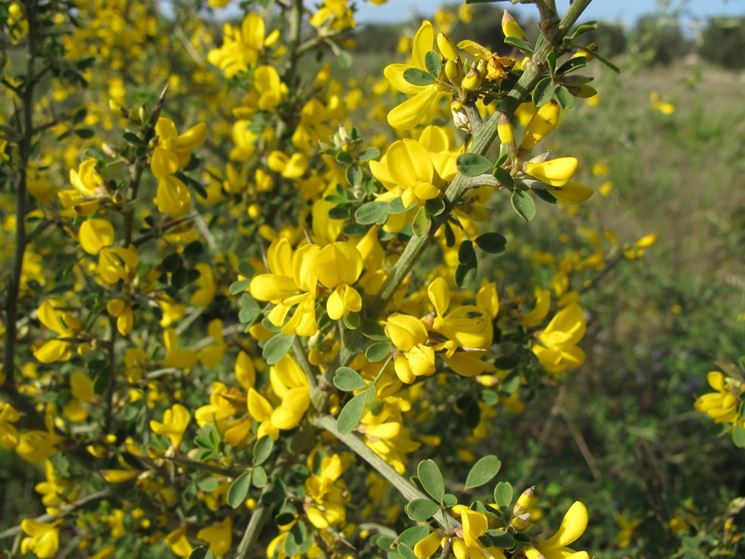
[355,0,745,26]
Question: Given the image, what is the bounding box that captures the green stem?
[314,414,459,531]
[233,498,270,558]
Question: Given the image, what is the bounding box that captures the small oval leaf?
[333,367,366,391]
[465,455,502,489]
[337,393,367,434]
[417,459,445,502]
[405,498,440,521]
[227,470,252,509]
[457,153,493,177]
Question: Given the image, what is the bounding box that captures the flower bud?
[437,32,459,60]
[497,114,513,145]
[444,59,462,84]
[502,10,525,40]
[461,68,482,92]
[451,101,470,132]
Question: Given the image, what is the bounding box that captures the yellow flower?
[525,501,589,559]
[106,298,134,336]
[150,403,191,449]
[247,356,310,440]
[428,277,493,350]
[615,513,642,550]
[16,431,61,464]
[162,328,198,369]
[370,138,443,208]
[233,65,286,114]
[208,14,274,78]
[520,101,560,151]
[524,157,578,187]
[20,519,59,559]
[78,217,115,255]
[250,238,320,336]
[312,242,364,320]
[650,91,675,115]
[304,452,348,529]
[154,175,191,217]
[695,371,741,424]
[59,158,107,213]
[0,403,20,448]
[532,303,586,376]
[33,299,83,364]
[97,245,139,285]
[197,516,232,557]
[384,20,444,130]
[385,314,435,383]
[191,263,217,307]
[165,525,193,557]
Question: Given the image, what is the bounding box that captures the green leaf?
[337,50,353,69]
[465,455,502,489]
[397,526,431,549]
[457,153,492,177]
[263,334,295,365]
[333,367,366,391]
[397,543,418,559]
[361,319,387,341]
[733,425,745,448]
[74,128,95,139]
[557,56,588,75]
[555,85,574,109]
[196,477,219,492]
[238,294,260,324]
[504,36,533,53]
[404,67,435,86]
[487,530,516,549]
[546,51,557,76]
[511,190,536,222]
[417,459,445,502]
[405,498,440,521]
[455,262,477,289]
[365,341,392,362]
[442,493,458,507]
[475,232,507,254]
[253,436,274,466]
[359,147,380,162]
[532,76,556,107]
[252,465,268,488]
[493,167,514,188]
[425,197,446,217]
[337,393,367,434]
[493,481,513,508]
[458,240,476,266]
[355,201,390,225]
[346,164,363,186]
[425,51,442,77]
[188,546,215,559]
[412,207,431,237]
[227,470,252,509]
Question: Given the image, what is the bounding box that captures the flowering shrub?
[1,1,740,558]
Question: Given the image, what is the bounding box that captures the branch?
[313,414,460,531]
[233,498,271,559]
[0,490,111,540]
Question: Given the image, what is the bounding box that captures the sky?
[354,0,745,26]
